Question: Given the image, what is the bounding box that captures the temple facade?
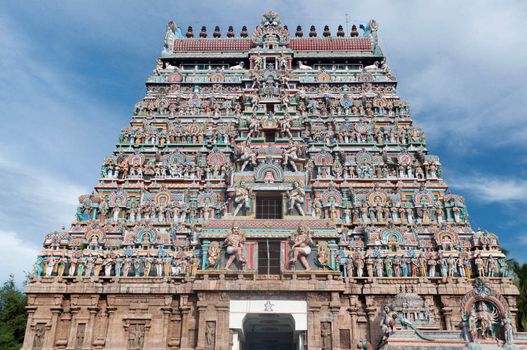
[23,11,526,350]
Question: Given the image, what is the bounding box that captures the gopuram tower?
[23,11,525,350]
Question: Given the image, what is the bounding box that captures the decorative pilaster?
[44,306,62,349]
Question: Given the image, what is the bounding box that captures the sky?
[1,0,527,285]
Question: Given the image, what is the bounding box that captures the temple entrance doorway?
[230,300,307,350]
[242,313,295,350]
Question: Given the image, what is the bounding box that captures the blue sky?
[1,0,527,284]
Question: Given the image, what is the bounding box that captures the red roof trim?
[172,37,372,53]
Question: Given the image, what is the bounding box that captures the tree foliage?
[511,261,527,331]
[0,275,27,350]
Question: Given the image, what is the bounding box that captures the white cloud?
[0,12,124,181]
[0,154,87,227]
[452,174,527,203]
[0,153,88,286]
[0,230,40,287]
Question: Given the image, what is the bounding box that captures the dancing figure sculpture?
[289,225,313,270]
[287,182,306,216]
[232,182,251,217]
[224,225,246,270]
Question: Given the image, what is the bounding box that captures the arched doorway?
[229,300,307,350]
[242,313,295,350]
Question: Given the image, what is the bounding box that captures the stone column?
[216,302,229,350]
[168,311,182,348]
[196,301,208,350]
[84,306,98,348]
[179,295,192,350]
[442,307,453,330]
[330,292,341,348]
[65,307,80,350]
[102,306,117,348]
[348,304,359,346]
[161,306,173,348]
[365,306,377,344]
[44,306,62,349]
[308,303,321,349]
[21,305,37,350]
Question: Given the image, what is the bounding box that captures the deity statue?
[46,256,56,276]
[205,321,216,349]
[375,257,384,277]
[232,182,251,217]
[207,242,221,269]
[311,195,322,218]
[355,253,365,277]
[487,255,497,277]
[287,182,306,216]
[379,304,397,345]
[77,258,85,277]
[321,322,332,350]
[289,225,313,270]
[503,315,514,345]
[144,257,153,276]
[114,257,123,276]
[475,255,485,277]
[33,257,44,277]
[123,257,132,277]
[253,54,264,70]
[366,256,374,277]
[428,256,437,277]
[161,20,183,57]
[103,257,113,276]
[33,324,46,349]
[469,302,499,341]
[280,112,293,139]
[238,141,257,171]
[93,257,103,276]
[223,225,246,270]
[283,142,300,171]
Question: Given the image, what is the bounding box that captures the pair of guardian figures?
[233,181,306,217]
[221,224,314,271]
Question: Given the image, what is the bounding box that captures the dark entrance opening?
[264,131,276,142]
[242,313,295,350]
[256,192,282,219]
[257,239,281,275]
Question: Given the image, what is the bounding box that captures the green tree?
[0,274,27,350]
[511,261,527,331]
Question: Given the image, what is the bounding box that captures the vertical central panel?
[255,192,282,219]
[257,240,282,274]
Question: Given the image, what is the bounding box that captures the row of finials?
[184,24,363,39]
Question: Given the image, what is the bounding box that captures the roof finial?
[351,24,358,37]
[337,25,345,37]
[309,25,317,37]
[227,26,235,38]
[323,25,331,37]
[240,25,248,37]
[213,25,221,38]
[200,26,207,38]
[295,25,303,38]
[186,26,194,38]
